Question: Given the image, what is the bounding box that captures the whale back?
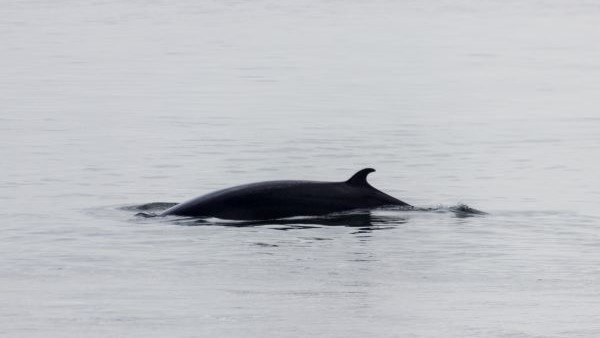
[161,168,411,220]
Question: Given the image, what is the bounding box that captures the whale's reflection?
[171,211,408,232]
[127,202,484,232]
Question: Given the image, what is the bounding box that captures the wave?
[122,202,486,227]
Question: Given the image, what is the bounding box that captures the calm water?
[2,1,600,337]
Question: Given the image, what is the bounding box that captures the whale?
[160,168,412,220]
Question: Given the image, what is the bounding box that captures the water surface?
[2,1,600,337]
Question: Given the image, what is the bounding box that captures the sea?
[2,1,600,337]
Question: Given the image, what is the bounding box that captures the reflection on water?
[174,212,408,231]
[127,202,408,231]
[125,202,485,231]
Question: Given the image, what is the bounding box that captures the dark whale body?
[161,168,412,220]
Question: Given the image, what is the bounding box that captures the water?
[2,1,600,337]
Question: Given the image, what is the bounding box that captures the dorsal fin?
[346,168,375,186]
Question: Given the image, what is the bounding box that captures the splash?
[411,203,487,217]
[120,202,177,218]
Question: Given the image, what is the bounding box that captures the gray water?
[2,1,600,337]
